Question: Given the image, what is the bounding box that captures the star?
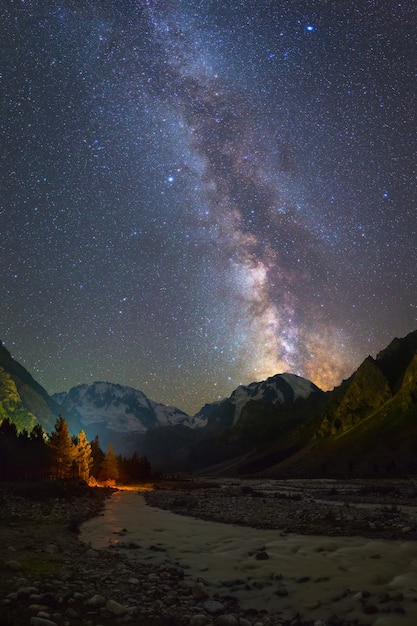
[0,0,415,414]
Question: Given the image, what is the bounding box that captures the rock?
[274,586,288,597]
[401,526,411,534]
[163,593,178,606]
[85,594,106,607]
[30,618,58,626]
[5,559,23,571]
[18,586,39,596]
[215,615,238,625]
[190,616,211,626]
[377,591,389,603]
[203,600,226,616]
[85,548,98,557]
[37,612,52,620]
[39,592,58,608]
[389,591,404,601]
[6,592,18,601]
[296,576,310,583]
[238,619,252,626]
[29,604,49,613]
[45,544,59,554]
[362,602,378,614]
[106,598,128,615]
[193,581,210,600]
[255,551,269,561]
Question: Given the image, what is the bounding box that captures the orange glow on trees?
[49,415,74,480]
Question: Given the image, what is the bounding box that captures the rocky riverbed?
[144,477,417,540]
[0,481,352,626]
[2,478,417,626]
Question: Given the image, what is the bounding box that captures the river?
[81,490,417,625]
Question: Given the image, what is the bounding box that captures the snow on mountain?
[52,374,319,437]
[195,373,322,427]
[52,382,202,433]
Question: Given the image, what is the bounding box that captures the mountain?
[52,381,206,450]
[231,330,417,478]
[195,373,321,429]
[2,329,416,477]
[0,341,83,435]
[184,374,324,472]
[49,374,321,470]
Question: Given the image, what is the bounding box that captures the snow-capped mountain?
[230,373,321,422]
[195,373,322,427]
[52,381,203,434]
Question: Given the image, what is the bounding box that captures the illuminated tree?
[74,430,93,482]
[100,444,119,482]
[49,415,75,479]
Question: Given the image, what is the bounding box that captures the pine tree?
[74,430,93,482]
[30,423,51,480]
[49,415,75,479]
[100,444,119,482]
[0,418,18,480]
[90,434,105,479]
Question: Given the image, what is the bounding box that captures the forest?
[0,415,152,484]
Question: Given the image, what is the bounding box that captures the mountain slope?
[0,341,82,435]
[186,374,324,472]
[195,373,321,428]
[0,366,37,432]
[53,381,203,437]
[259,330,417,477]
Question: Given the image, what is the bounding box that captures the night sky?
[1,1,416,415]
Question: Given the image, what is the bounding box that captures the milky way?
[1,1,416,413]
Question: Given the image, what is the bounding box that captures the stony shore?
[144,477,417,541]
[0,481,347,626]
[3,478,416,626]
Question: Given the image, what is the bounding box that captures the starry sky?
[1,0,416,415]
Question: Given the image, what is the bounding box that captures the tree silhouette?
[0,419,51,480]
[0,418,18,480]
[117,452,152,483]
[90,434,105,479]
[29,423,51,479]
[49,415,75,479]
[100,444,119,482]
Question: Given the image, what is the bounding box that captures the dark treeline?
[0,419,51,481]
[0,416,152,483]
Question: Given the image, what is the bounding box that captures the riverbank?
[82,483,417,626]
[3,479,417,626]
[144,477,417,540]
[1,481,324,626]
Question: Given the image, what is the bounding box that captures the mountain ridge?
[0,341,83,435]
[1,329,416,476]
